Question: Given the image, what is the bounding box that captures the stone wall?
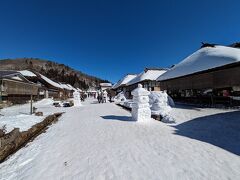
[0,113,63,163]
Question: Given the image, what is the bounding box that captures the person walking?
[97,93,102,103]
[103,90,108,103]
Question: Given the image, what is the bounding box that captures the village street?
[0,98,240,180]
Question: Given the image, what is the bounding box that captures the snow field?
[0,98,61,133]
[0,98,239,180]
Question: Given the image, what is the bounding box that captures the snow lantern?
[73,90,82,106]
[131,84,151,122]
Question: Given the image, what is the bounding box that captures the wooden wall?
[159,65,240,91]
[2,79,38,96]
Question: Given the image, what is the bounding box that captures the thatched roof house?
[0,70,39,104]
[158,45,240,105]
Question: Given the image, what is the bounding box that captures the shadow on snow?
[173,110,240,155]
[101,115,135,122]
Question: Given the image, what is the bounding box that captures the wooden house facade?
[125,68,167,99]
[20,70,80,99]
[158,45,240,106]
[112,74,137,97]
[19,70,65,99]
[0,71,39,104]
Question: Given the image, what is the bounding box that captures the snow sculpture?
[149,91,175,123]
[114,91,126,102]
[131,84,151,122]
[73,90,82,106]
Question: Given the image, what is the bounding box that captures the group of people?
[80,93,87,101]
[79,90,113,103]
[97,90,108,103]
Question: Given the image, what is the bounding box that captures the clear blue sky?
[0,0,239,83]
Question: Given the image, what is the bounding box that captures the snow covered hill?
[0,58,109,89]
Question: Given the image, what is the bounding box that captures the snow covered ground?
[0,98,239,180]
[0,99,63,132]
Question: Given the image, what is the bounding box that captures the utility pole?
[0,80,3,104]
[30,94,33,115]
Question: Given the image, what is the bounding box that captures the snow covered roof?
[10,76,23,81]
[67,84,77,91]
[77,88,83,92]
[100,83,112,87]
[112,74,137,89]
[58,83,72,90]
[0,70,19,78]
[127,68,167,86]
[0,70,38,84]
[19,70,37,77]
[39,74,63,89]
[158,45,240,81]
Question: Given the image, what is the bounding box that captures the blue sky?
[0,0,239,83]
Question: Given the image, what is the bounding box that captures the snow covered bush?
[149,91,175,123]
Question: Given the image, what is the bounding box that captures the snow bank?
[149,91,175,123]
[114,92,135,109]
[34,98,54,106]
[0,98,55,133]
[114,92,127,102]
[123,100,134,108]
[0,114,45,133]
[158,46,240,81]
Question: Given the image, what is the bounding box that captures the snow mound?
[34,98,54,106]
[114,92,127,102]
[149,91,175,123]
[158,46,240,81]
[123,100,134,108]
[0,114,45,133]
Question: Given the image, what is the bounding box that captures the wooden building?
[158,45,240,106]
[0,71,39,104]
[19,70,64,99]
[100,83,112,91]
[124,68,167,99]
[112,74,137,97]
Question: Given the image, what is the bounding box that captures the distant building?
[124,68,167,98]
[19,70,66,99]
[0,71,39,104]
[100,83,112,91]
[112,74,137,98]
[19,70,63,99]
[58,83,75,99]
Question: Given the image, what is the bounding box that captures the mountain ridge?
[0,58,109,90]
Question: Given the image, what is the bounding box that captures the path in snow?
[0,98,239,180]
